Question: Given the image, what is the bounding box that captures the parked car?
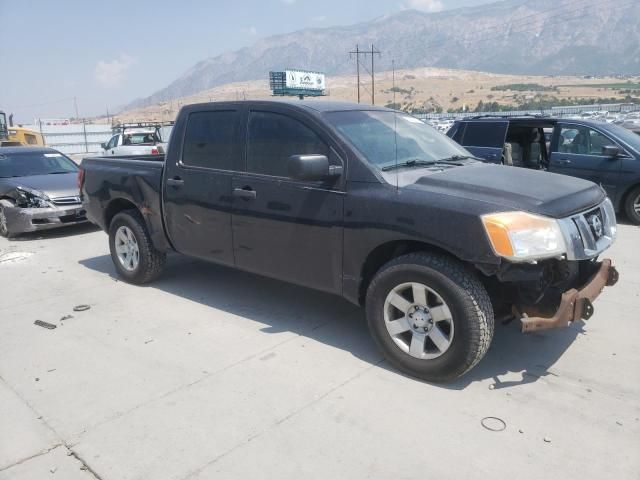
[80,101,618,382]
[0,147,87,237]
[447,116,640,224]
[101,123,167,156]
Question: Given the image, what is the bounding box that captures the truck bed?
[80,155,170,250]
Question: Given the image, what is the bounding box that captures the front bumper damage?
[515,259,619,333]
[4,204,88,235]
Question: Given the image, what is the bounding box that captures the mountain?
[126,0,640,109]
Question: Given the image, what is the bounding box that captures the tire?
[624,186,640,225]
[365,252,494,382]
[0,199,17,238]
[108,209,166,284]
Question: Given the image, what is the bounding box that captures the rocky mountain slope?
[127,0,640,109]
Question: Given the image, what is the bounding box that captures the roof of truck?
[186,99,390,113]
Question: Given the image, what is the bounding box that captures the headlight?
[16,186,52,208]
[481,211,566,262]
[602,197,617,240]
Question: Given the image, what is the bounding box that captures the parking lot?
[0,221,638,479]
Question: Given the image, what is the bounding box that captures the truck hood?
[1,173,79,199]
[407,163,605,218]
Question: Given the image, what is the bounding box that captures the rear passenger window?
[462,122,507,147]
[247,111,328,177]
[451,123,466,143]
[182,111,239,170]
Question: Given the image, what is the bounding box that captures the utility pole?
[392,60,396,108]
[349,44,381,105]
[371,44,376,105]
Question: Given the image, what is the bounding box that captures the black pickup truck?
[80,101,619,382]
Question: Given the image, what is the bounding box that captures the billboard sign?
[285,70,325,91]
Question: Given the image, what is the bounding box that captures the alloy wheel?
[114,226,140,271]
[383,282,455,360]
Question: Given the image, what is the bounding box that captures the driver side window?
[246,111,328,177]
[107,135,119,149]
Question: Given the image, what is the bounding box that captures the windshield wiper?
[435,155,479,163]
[48,171,73,174]
[381,159,436,171]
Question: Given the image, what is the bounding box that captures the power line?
[349,44,381,105]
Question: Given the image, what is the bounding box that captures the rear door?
[162,105,242,265]
[455,121,508,163]
[549,123,622,198]
[231,108,344,294]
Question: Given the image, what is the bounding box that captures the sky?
[0,0,492,123]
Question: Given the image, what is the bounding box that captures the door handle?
[557,159,572,165]
[233,187,257,200]
[167,177,184,187]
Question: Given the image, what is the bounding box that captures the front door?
[162,107,242,265]
[105,135,119,155]
[549,123,621,198]
[231,109,344,294]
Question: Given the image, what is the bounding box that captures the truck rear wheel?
[624,186,640,225]
[108,209,166,284]
[365,252,494,382]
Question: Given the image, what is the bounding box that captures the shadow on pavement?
[8,223,100,241]
[79,253,581,390]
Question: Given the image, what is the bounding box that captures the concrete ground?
[1,222,638,480]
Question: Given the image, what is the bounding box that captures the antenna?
[392,59,398,192]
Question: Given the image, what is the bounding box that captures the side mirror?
[101,143,107,150]
[288,154,342,181]
[602,145,619,157]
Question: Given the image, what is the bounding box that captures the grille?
[584,207,605,241]
[52,196,81,206]
[570,201,615,256]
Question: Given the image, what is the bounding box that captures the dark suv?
[447,117,640,224]
[80,101,619,381]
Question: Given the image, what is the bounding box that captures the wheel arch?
[357,239,463,306]
[104,198,138,229]
[620,182,640,208]
[104,197,172,252]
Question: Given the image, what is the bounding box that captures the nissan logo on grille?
[587,211,604,240]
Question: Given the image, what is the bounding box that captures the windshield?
[325,110,471,170]
[0,151,78,178]
[123,132,160,145]
[605,123,640,153]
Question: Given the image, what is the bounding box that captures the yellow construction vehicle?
[0,111,45,146]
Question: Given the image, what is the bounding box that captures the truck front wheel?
[108,209,166,284]
[365,252,494,382]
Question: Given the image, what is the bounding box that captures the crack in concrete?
[0,443,63,473]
